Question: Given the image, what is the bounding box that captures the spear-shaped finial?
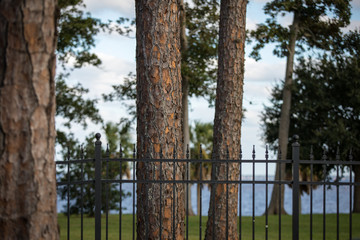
[226,146,230,160]
[119,143,123,159]
[322,147,327,161]
[133,144,136,159]
[278,145,282,160]
[159,145,163,159]
[106,143,110,158]
[67,146,70,161]
[80,144,84,159]
[239,145,242,160]
[310,145,314,160]
[265,145,269,160]
[252,145,256,160]
[336,145,340,161]
[349,148,353,161]
[186,144,189,159]
[173,144,177,159]
[146,145,151,159]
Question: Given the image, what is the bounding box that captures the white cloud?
[343,20,360,32]
[245,57,285,83]
[246,17,257,31]
[352,0,360,10]
[67,52,135,100]
[251,0,270,3]
[84,0,135,18]
[189,97,215,123]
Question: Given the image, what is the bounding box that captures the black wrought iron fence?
[56,133,359,240]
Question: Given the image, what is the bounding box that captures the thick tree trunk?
[0,0,58,239]
[354,164,360,213]
[136,1,184,239]
[267,12,300,215]
[205,0,247,239]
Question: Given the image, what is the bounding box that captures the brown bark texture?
[267,12,300,215]
[0,0,58,239]
[205,0,246,239]
[135,0,184,239]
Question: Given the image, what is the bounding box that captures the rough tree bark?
[205,0,247,239]
[0,0,58,239]
[136,0,184,239]
[267,12,300,215]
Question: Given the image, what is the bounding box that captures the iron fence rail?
[56,134,359,240]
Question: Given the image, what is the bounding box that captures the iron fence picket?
[119,144,122,240]
[292,136,300,240]
[55,133,359,240]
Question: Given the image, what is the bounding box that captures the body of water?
[57,176,354,216]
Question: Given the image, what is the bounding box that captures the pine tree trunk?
[267,11,300,215]
[0,0,58,239]
[136,1,184,239]
[205,0,247,239]
[353,164,360,213]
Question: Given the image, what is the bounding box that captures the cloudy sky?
[58,0,360,174]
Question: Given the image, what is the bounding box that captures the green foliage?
[56,0,135,151]
[103,0,220,113]
[190,122,213,182]
[57,121,133,216]
[57,0,133,69]
[262,30,360,179]
[55,1,137,216]
[184,0,219,105]
[56,74,102,129]
[102,72,136,123]
[249,0,351,60]
[190,121,213,159]
[57,0,105,68]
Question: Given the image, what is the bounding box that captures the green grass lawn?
[58,213,360,240]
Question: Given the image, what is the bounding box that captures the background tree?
[250,0,351,214]
[56,0,133,150]
[190,122,213,216]
[0,0,58,238]
[57,121,132,216]
[262,30,360,212]
[205,0,247,239]
[135,0,184,239]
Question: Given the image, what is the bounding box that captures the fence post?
[95,133,102,240]
[292,135,300,240]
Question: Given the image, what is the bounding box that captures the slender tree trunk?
[180,0,189,153]
[354,164,360,213]
[180,0,195,216]
[187,183,195,216]
[267,11,300,215]
[0,0,58,239]
[205,0,247,239]
[136,1,184,239]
